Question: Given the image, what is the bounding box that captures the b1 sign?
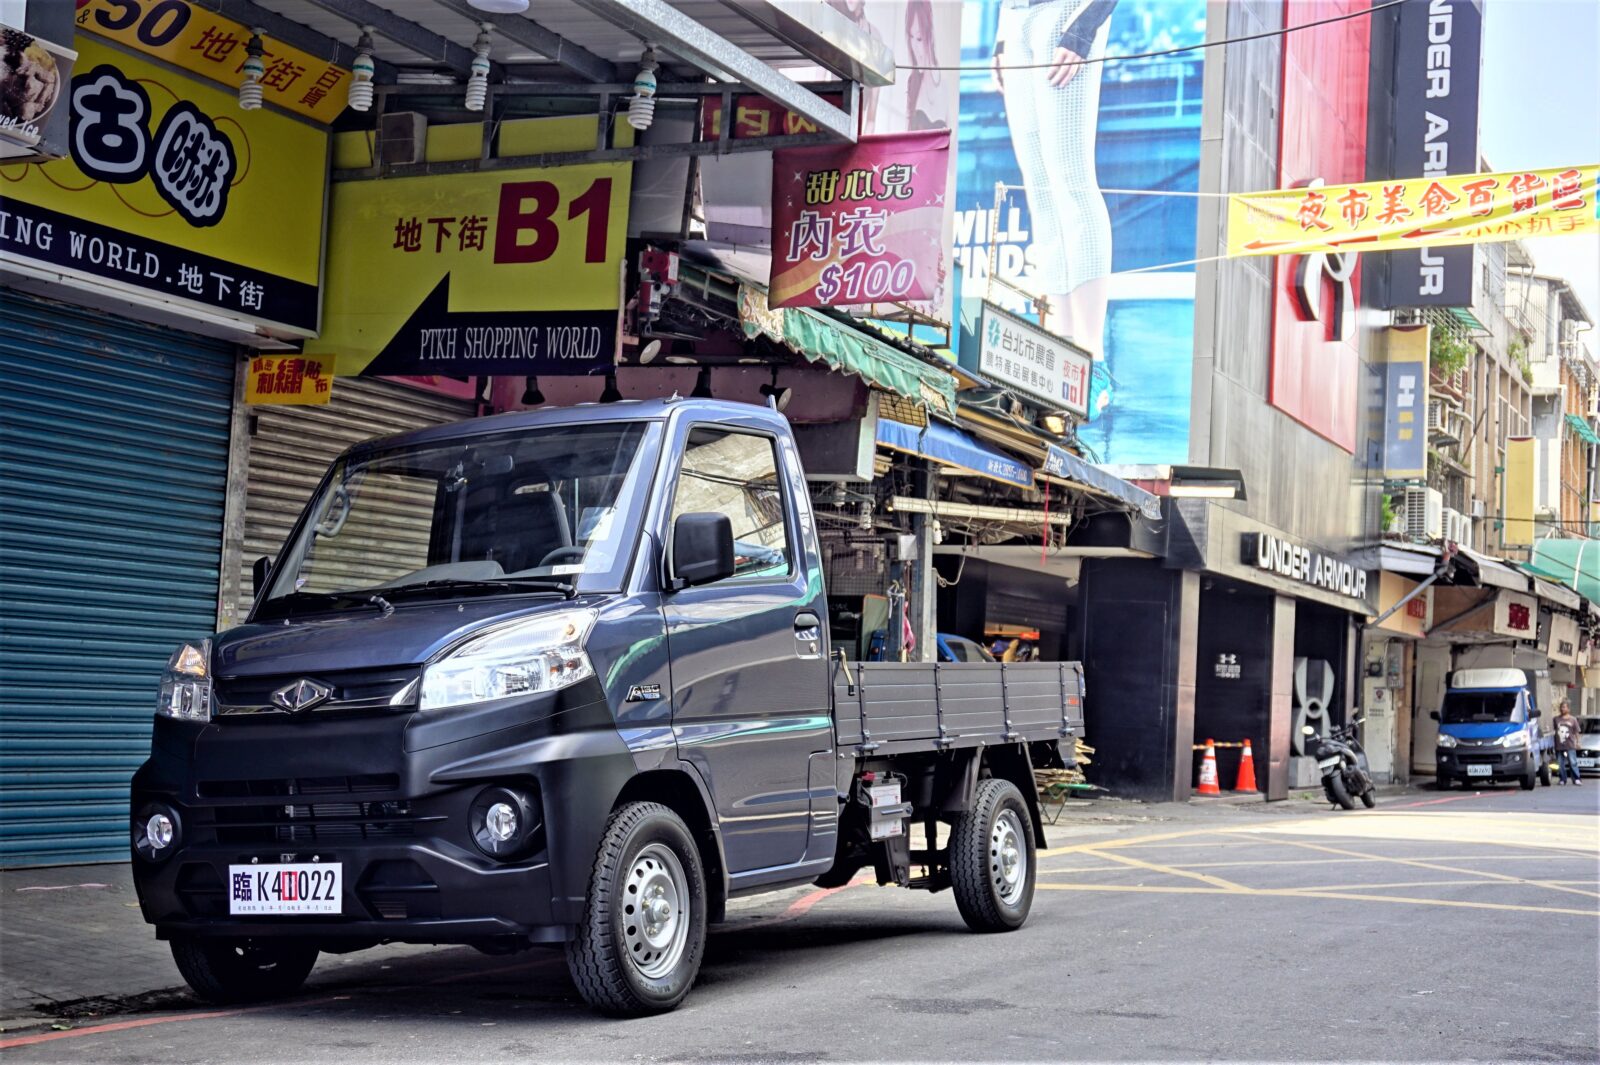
[769,131,949,310]
[960,301,1092,417]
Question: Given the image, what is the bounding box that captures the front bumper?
[1436,746,1535,784]
[130,681,634,946]
[1574,749,1600,775]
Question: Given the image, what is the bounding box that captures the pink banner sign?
[769,130,950,310]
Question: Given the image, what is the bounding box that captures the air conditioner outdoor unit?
[1427,398,1447,435]
[1469,497,1488,520]
[1404,486,1445,541]
[1442,508,1470,546]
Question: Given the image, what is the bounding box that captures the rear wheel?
[1325,773,1356,810]
[1538,758,1552,787]
[566,801,707,1016]
[950,778,1035,933]
[169,937,317,1005]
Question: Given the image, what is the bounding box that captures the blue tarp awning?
[1044,445,1164,520]
[876,419,1035,488]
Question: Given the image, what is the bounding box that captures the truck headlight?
[157,641,212,721]
[1436,734,1458,749]
[1496,733,1527,749]
[420,609,597,712]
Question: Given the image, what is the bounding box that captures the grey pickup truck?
[131,397,1085,1015]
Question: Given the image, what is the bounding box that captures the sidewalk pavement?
[0,782,1431,1035]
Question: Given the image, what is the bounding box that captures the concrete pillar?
[1267,595,1297,800]
[1171,571,1201,801]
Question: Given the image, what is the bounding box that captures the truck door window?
[670,429,790,582]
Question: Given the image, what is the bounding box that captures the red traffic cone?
[1197,739,1222,795]
[1235,738,1259,794]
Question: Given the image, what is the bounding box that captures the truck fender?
[979,743,1047,851]
[610,756,731,924]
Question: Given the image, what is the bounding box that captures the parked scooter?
[1305,714,1376,810]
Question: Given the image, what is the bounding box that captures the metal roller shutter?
[0,290,236,867]
[234,378,474,621]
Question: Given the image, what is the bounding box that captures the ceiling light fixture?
[464,24,492,112]
[347,27,376,112]
[1039,412,1068,436]
[599,372,623,404]
[238,31,266,110]
[520,375,545,406]
[627,49,658,131]
[637,339,662,365]
[691,367,713,399]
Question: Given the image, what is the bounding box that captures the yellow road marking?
[1231,811,1600,854]
[1226,833,1600,901]
[1036,827,1217,858]
[1034,881,1600,917]
[1289,878,1600,893]
[1088,848,1252,892]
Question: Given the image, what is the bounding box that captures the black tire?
[1326,773,1356,810]
[1435,776,1452,791]
[566,802,707,1016]
[1538,758,1552,787]
[1520,769,1536,790]
[950,778,1036,933]
[1360,788,1377,809]
[169,937,317,1005]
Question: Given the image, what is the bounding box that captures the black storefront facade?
[1078,501,1377,803]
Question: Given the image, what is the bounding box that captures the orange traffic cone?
[1235,738,1259,794]
[1197,739,1222,795]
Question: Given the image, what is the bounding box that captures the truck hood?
[1439,721,1523,740]
[214,597,589,677]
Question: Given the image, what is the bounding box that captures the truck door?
[660,424,831,873]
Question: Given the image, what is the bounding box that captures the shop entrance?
[1193,579,1275,795]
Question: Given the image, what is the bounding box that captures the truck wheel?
[1325,774,1356,810]
[1538,759,1552,787]
[1520,769,1536,790]
[950,778,1035,933]
[1435,776,1452,791]
[567,801,707,1016]
[169,937,317,1005]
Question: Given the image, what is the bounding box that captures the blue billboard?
[954,0,1206,464]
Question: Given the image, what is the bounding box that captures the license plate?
[228,863,342,915]
[1467,764,1492,777]
[1579,758,1596,769]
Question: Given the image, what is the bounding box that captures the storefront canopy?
[1043,445,1164,520]
[1522,538,1600,604]
[876,419,1034,488]
[1566,413,1600,446]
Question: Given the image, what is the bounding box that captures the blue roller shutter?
[0,290,236,866]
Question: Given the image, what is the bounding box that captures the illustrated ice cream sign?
[769,130,949,310]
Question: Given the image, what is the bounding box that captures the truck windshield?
[1440,691,1522,725]
[258,421,651,617]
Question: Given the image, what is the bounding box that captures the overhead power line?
[897,0,1408,73]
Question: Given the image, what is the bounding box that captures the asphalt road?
[4,783,1596,1063]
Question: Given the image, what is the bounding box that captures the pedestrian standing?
[1553,701,1583,785]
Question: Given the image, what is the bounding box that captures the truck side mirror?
[671,513,734,589]
[251,556,273,598]
[1429,710,1439,721]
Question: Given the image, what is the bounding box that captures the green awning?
[1566,413,1600,445]
[1521,538,1600,604]
[738,285,956,417]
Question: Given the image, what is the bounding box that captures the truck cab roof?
[346,397,785,461]
[1448,668,1529,691]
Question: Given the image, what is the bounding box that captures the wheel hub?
[622,843,689,980]
[990,809,1028,906]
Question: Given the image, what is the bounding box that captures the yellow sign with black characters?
[310,116,631,376]
[244,356,334,405]
[74,0,352,124]
[0,35,325,334]
[1228,164,1600,258]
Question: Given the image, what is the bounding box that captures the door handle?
[794,612,821,655]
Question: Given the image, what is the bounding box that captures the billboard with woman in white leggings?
[992,0,1118,355]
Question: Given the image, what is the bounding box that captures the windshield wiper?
[378,577,578,601]
[259,590,394,619]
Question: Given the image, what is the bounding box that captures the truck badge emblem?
[271,679,333,713]
[626,684,662,702]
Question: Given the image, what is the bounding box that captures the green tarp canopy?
[1565,413,1600,445]
[1521,538,1600,604]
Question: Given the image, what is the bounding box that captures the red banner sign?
[769,130,950,310]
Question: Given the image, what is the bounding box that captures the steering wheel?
[538,546,586,567]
